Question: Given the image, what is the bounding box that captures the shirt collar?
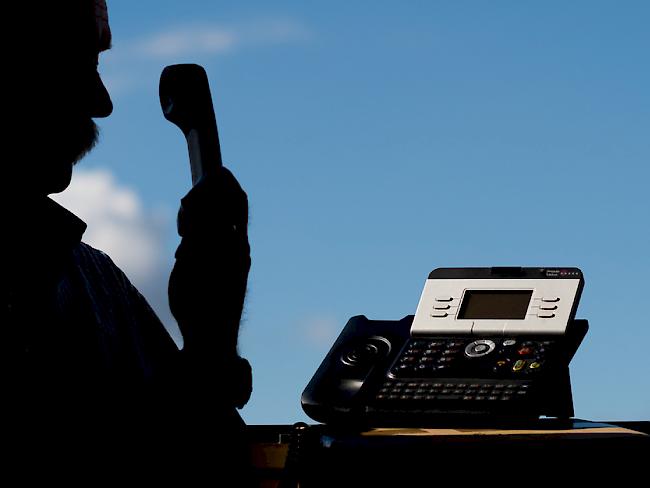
[7,197,88,250]
[42,197,88,246]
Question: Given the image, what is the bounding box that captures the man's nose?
[92,72,113,118]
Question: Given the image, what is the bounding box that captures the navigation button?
[464,339,496,358]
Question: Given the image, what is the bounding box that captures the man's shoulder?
[69,242,173,341]
[70,241,136,296]
[74,241,113,265]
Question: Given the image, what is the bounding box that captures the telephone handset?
[159,63,222,185]
[159,64,252,409]
[301,267,588,426]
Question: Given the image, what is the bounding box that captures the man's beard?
[68,117,100,165]
[3,116,101,197]
[37,117,100,195]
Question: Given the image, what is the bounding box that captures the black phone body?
[301,315,588,427]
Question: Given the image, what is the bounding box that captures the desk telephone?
[301,267,588,426]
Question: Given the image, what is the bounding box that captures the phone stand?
[541,317,589,419]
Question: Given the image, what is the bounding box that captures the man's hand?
[168,166,251,357]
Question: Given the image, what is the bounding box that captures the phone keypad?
[388,338,555,380]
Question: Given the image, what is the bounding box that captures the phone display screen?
[458,290,533,319]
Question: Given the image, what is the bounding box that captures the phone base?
[301,315,587,427]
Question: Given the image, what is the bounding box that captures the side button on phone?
[431,312,448,318]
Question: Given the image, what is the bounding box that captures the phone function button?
[435,296,454,302]
[538,313,556,318]
[502,339,517,347]
[433,304,451,310]
[517,346,534,357]
[539,304,558,310]
[430,312,449,318]
[512,360,527,372]
[493,359,511,373]
[541,297,560,302]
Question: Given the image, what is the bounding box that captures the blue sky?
[56,0,649,424]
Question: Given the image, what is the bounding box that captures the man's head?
[4,1,113,198]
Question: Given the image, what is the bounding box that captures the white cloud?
[132,18,311,59]
[51,168,170,286]
[136,28,236,58]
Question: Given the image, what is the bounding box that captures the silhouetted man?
[2,1,253,483]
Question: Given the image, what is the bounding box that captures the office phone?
[301,267,587,426]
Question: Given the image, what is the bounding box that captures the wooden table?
[248,419,649,487]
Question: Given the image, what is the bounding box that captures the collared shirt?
[2,198,182,435]
[1,198,251,478]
